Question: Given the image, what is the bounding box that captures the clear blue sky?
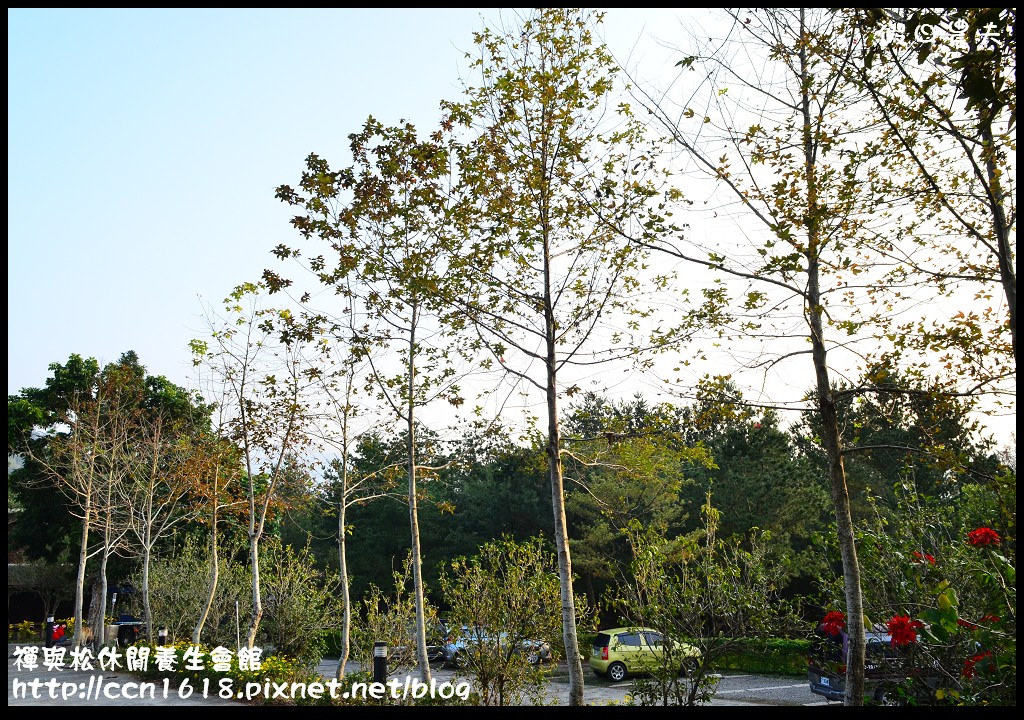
[8,8,689,395]
[8,9,1013,449]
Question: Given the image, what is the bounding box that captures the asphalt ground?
[313,657,837,706]
[9,643,836,707]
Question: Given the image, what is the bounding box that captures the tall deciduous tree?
[624,8,937,702]
[272,119,468,682]
[184,353,247,645]
[312,333,399,679]
[194,285,314,650]
[185,428,243,644]
[444,9,664,703]
[11,353,148,647]
[122,378,211,641]
[88,388,133,647]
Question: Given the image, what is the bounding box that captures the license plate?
[820,676,830,687]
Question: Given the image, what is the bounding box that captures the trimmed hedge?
[714,638,810,676]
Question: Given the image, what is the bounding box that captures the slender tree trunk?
[980,122,1016,365]
[72,500,90,647]
[243,415,264,651]
[72,401,102,648]
[247,532,262,650]
[336,481,350,680]
[142,416,160,641]
[407,305,432,683]
[808,261,865,704]
[94,548,109,648]
[86,576,103,648]
[239,353,261,652]
[799,10,864,702]
[243,371,298,651]
[334,355,356,680]
[142,541,152,641]
[93,483,115,649]
[543,240,585,705]
[193,466,220,644]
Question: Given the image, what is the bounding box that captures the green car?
[590,627,700,682]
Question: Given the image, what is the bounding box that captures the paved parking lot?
[314,658,836,706]
[10,643,834,706]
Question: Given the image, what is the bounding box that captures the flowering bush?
[966,527,1000,547]
[7,620,40,642]
[7,617,80,643]
[961,651,993,680]
[886,616,923,647]
[817,482,1015,705]
[821,611,846,636]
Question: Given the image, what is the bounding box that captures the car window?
[593,633,611,649]
[641,631,662,647]
[617,633,642,647]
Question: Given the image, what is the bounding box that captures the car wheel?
[873,687,903,706]
[450,651,469,670]
[607,662,628,682]
[678,658,697,678]
[527,650,541,665]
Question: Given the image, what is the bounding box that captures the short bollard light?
[373,642,388,683]
[158,627,168,646]
[45,616,55,648]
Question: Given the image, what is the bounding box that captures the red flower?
[887,615,924,647]
[967,527,1001,547]
[959,615,1000,629]
[822,611,846,636]
[963,651,994,679]
[911,550,936,565]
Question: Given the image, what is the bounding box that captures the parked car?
[389,621,448,664]
[590,627,700,682]
[443,625,552,668]
[807,624,942,704]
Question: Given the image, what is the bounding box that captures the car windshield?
[594,633,611,649]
